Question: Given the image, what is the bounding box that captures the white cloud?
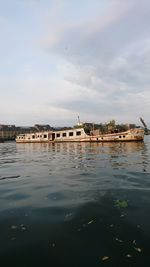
[1,0,150,125]
[38,0,150,125]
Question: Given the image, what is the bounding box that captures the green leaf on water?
[114,200,128,209]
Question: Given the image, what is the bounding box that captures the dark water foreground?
[0,137,150,267]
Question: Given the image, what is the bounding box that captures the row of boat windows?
[18,135,47,139]
[18,131,82,139]
[96,135,126,140]
[55,131,81,138]
[18,132,127,140]
[31,134,47,139]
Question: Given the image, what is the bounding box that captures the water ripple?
[0,175,20,181]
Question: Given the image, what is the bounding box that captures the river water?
[0,137,150,267]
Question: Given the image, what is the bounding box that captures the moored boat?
[16,126,144,143]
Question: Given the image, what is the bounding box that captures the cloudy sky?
[0,0,150,127]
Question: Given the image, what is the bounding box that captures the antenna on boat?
[77,115,82,126]
[78,115,80,124]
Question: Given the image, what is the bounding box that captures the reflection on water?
[0,137,150,266]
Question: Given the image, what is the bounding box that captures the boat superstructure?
[16,127,144,143]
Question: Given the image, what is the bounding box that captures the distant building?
[0,124,52,141]
[0,125,19,140]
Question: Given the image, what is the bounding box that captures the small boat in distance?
[16,124,144,143]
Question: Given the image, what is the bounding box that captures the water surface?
[0,137,150,266]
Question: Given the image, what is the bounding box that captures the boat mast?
[78,115,80,125]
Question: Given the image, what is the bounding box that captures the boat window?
[69,132,74,136]
[123,136,125,138]
[63,133,66,137]
[76,131,81,136]
[119,136,121,138]
[32,135,35,139]
[44,134,47,138]
[56,133,60,138]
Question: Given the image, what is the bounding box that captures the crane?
[140,117,147,128]
[140,117,148,134]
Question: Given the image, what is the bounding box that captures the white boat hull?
[16,128,144,143]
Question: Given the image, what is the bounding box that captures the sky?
[0,0,150,127]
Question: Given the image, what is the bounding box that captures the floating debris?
[101,256,110,261]
[133,240,136,245]
[52,243,55,248]
[65,213,73,218]
[20,224,26,230]
[134,247,142,253]
[126,254,132,258]
[87,220,94,225]
[120,213,126,217]
[109,224,114,228]
[11,225,18,230]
